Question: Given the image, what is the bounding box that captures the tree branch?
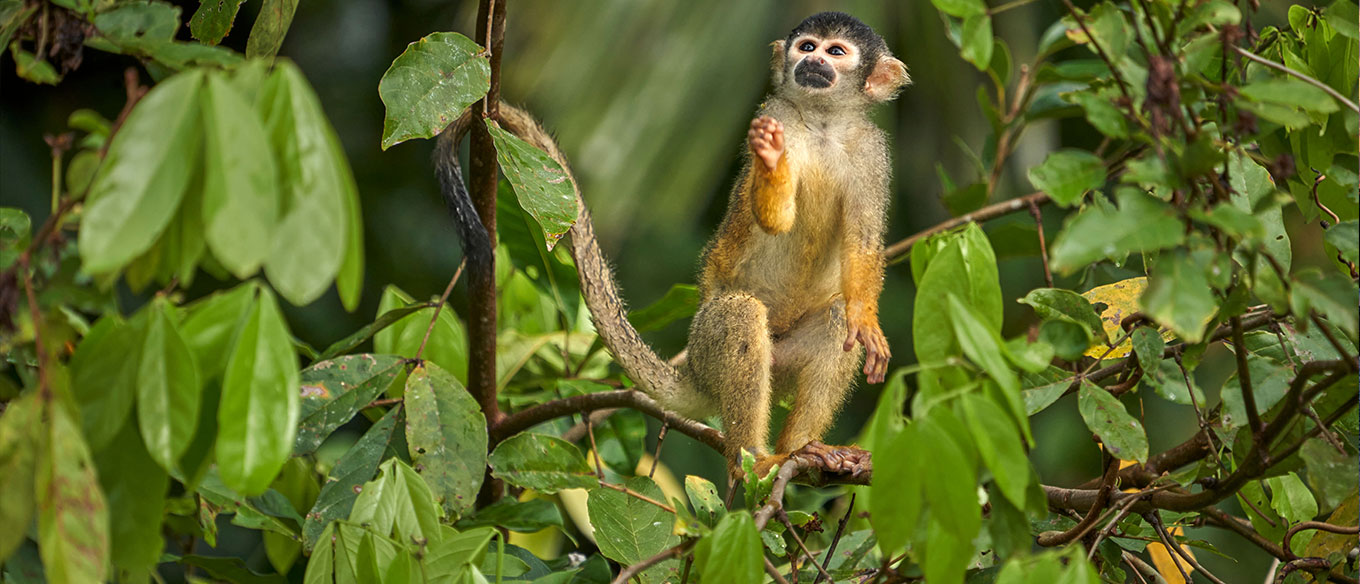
[610,541,691,584]
[884,192,1050,262]
[491,389,725,452]
[1233,46,1360,114]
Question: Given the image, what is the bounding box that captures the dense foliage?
[1,1,1356,584]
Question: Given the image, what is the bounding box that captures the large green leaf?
[960,393,1031,510]
[1220,353,1292,429]
[374,285,467,382]
[38,403,110,584]
[404,361,487,518]
[684,476,724,527]
[455,497,566,534]
[587,476,678,566]
[0,392,41,561]
[489,433,598,494]
[136,298,202,472]
[1142,250,1218,344]
[294,354,405,455]
[486,120,579,249]
[1077,381,1148,462]
[259,62,351,306]
[378,32,491,150]
[188,0,243,45]
[1049,188,1186,274]
[959,14,994,72]
[348,458,444,544]
[1292,269,1360,339]
[201,71,280,278]
[70,315,142,451]
[80,69,204,274]
[912,225,1002,363]
[869,423,922,556]
[244,0,296,59]
[303,406,402,550]
[181,283,257,381]
[217,287,301,495]
[95,420,168,582]
[918,411,980,540]
[1265,472,1319,524]
[693,511,762,584]
[1019,288,1108,346]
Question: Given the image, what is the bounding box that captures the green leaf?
[596,408,646,474]
[931,0,985,18]
[181,282,257,381]
[70,315,142,450]
[38,403,110,584]
[947,295,1029,442]
[95,420,168,582]
[587,476,678,565]
[489,433,598,493]
[1077,381,1148,462]
[1326,0,1360,39]
[1019,288,1108,345]
[1292,269,1360,339]
[1240,78,1340,116]
[260,62,352,306]
[1265,472,1319,523]
[348,458,444,544]
[136,298,202,472]
[456,498,566,533]
[0,392,40,561]
[918,412,980,540]
[9,43,61,84]
[188,0,243,44]
[1069,91,1128,138]
[1028,149,1105,207]
[1049,188,1186,274]
[486,120,580,249]
[913,224,1002,363]
[1130,327,1165,375]
[80,69,204,274]
[960,394,1031,510]
[423,526,497,580]
[922,517,971,584]
[201,71,280,279]
[1325,220,1359,265]
[1141,251,1219,344]
[374,285,468,382]
[870,423,922,556]
[1220,354,1293,429]
[303,406,402,550]
[315,304,428,362]
[85,0,178,53]
[959,14,994,72]
[378,32,491,150]
[0,207,30,270]
[294,354,403,455]
[0,2,36,52]
[693,511,762,584]
[1300,439,1358,511]
[245,0,296,59]
[629,284,700,332]
[404,361,487,518]
[684,475,724,527]
[217,287,301,495]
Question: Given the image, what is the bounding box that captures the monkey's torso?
[698,98,890,335]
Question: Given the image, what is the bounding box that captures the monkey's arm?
[748,116,797,234]
[839,183,891,384]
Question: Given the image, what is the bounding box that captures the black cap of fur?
[786,12,887,78]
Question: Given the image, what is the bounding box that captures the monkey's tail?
[435,111,495,294]
[437,105,704,415]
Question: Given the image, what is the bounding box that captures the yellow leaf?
[1081,277,1158,359]
[1304,491,1359,559]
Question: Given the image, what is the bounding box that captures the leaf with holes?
[1077,381,1148,462]
[486,120,579,249]
[404,362,486,518]
[489,433,597,494]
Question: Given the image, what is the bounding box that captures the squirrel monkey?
[436,12,908,477]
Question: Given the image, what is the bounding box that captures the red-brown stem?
[469,0,507,508]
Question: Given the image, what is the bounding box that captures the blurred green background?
[1,0,1324,580]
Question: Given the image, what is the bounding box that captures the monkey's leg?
[773,300,863,455]
[686,293,774,471]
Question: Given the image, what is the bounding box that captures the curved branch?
[491,389,725,452]
[884,192,1050,262]
[1284,521,1360,560]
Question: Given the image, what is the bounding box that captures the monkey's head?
[771,12,910,106]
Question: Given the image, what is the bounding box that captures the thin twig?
[778,510,834,583]
[1062,0,1135,104]
[885,192,1050,262]
[1232,316,1265,441]
[415,258,466,362]
[649,424,668,479]
[1038,454,1119,546]
[1122,551,1171,584]
[813,494,854,584]
[610,541,690,584]
[599,481,676,514]
[492,389,725,452]
[765,558,791,584]
[1028,198,1053,288]
[1283,521,1360,559]
[1145,512,1194,584]
[586,416,606,480]
[1233,46,1360,113]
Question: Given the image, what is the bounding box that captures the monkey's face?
[786,35,861,93]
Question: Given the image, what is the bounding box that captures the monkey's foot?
[789,440,872,480]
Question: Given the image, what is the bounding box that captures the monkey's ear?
[770,40,786,86]
[864,55,910,102]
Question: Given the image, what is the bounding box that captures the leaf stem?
[414,258,466,362]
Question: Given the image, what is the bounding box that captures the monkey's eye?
[799,41,816,52]
[827,45,846,56]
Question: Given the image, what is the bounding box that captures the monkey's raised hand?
[844,308,890,384]
[748,116,785,171]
